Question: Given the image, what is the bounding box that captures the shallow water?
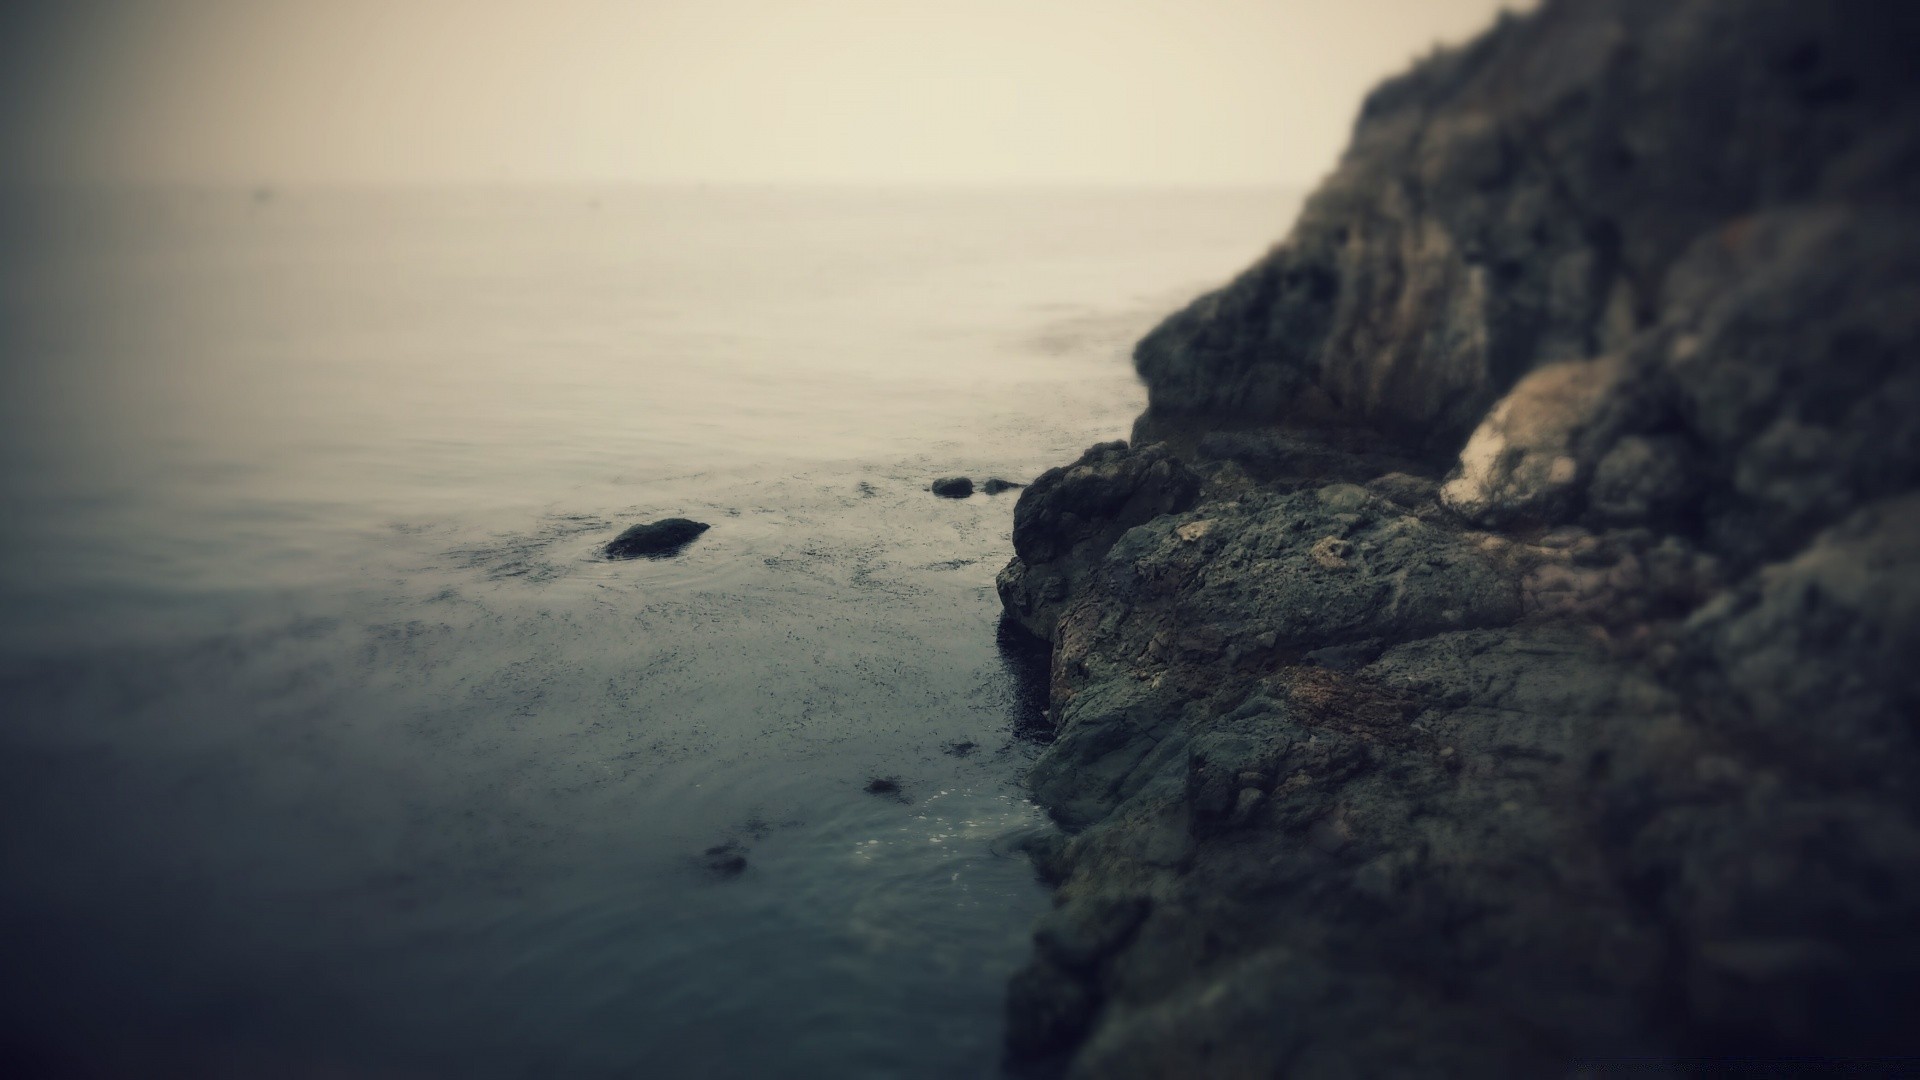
[0,186,1298,1077]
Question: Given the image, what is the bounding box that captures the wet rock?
[1005,958,1097,1061]
[982,477,1026,494]
[863,776,904,796]
[941,740,978,757]
[605,518,710,559]
[1013,831,1073,886]
[1033,894,1151,974]
[699,841,748,879]
[930,477,974,498]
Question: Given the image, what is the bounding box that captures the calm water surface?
[0,186,1298,1078]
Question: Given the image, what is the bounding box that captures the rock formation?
[604,518,710,559]
[996,0,1920,1074]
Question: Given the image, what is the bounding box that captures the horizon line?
[0,176,1321,195]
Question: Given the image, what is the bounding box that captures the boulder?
[605,518,710,559]
[1438,355,1636,528]
[931,476,974,498]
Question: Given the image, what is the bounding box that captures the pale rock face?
[1440,355,1629,527]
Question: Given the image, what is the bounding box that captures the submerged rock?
[605,518,710,559]
[699,841,748,879]
[930,476,974,498]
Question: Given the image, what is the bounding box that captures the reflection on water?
[0,186,1299,1077]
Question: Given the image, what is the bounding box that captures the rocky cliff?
[996,1,1920,1074]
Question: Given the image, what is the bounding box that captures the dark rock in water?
[930,476,974,499]
[981,478,1025,494]
[1005,957,1097,1061]
[863,777,903,796]
[942,740,978,757]
[604,518,709,559]
[996,615,1055,739]
[993,0,1920,1074]
[700,841,748,879]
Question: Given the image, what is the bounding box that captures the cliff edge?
[997,1,1920,1074]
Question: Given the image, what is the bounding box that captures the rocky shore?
[996,1,1920,1074]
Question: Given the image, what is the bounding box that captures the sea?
[0,185,1299,1078]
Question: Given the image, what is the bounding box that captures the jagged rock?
[1131,0,1920,455]
[994,0,1920,1073]
[605,518,709,559]
[1023,484,1521,832]
[995,441,1201,641]
[931,476,974,498]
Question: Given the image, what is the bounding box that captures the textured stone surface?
[995,441,1201,642]
[995,0,1920,1074]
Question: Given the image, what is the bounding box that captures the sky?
[2,0,1523,187]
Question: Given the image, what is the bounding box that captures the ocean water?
[0,186,1298,1078]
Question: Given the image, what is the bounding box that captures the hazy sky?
[3,0,1521,187]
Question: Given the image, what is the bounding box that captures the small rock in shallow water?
[864,776,904,796]
[931,477,974,498]
[605,518,710,559]
[700,841,748,879]
[943,740,978,757]
[982,478,1026,494]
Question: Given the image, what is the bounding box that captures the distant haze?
[3,0,1521,187]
